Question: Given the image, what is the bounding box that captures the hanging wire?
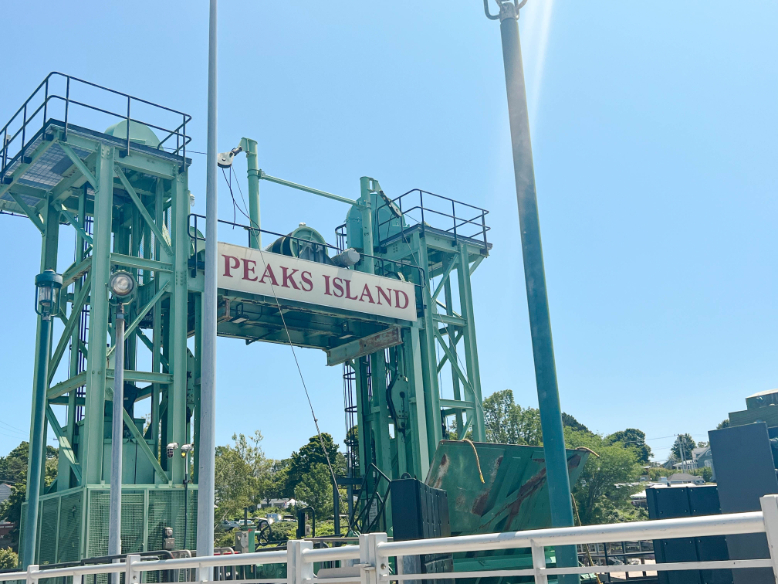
[219,170,347,521]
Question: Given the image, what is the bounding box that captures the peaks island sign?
[218,242,418,322]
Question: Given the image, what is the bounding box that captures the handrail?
[1,72,191,179]
[3,497,777,583]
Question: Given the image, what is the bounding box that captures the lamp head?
[35,269,63,319]
[109,271,137,305]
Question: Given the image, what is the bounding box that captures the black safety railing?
[349,463,391,534]
[190,214,426,288]
[0,72,191,181]
[374,188,490,248]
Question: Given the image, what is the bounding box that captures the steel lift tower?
[0,74,197,566]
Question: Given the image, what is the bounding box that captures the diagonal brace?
[135,328,170,370]
[122,408,168,484]
[45,405,82,484]
[114,165,174,258]
[432,256,458,302]
[57,203,94,245]
[59,142,98,190]
[9,194,45,233]
[437,329,463,373]
[433,328,474,396]
[49,272,93,385]
[107,281,169,359]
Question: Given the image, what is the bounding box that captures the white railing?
[5,494,778,584]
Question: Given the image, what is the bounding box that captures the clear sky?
[0,1,776,464]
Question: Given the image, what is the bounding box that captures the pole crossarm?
[59,142,98,190]
[9,194,45,233]
[45,406,82,483]
[106,282,169,360]
[48,271,93,385]
[57,202,94,245]
[114,165,174,258]
[122,408,168,484]
[431,256,458,302]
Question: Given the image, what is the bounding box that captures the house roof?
[669,473,702,482]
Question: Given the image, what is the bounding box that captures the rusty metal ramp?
[425,440,589,536]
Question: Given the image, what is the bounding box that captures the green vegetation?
[0,442,58,552]
[0,548,18,570]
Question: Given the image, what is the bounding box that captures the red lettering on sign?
[376,287,392,306]
[359,284,375,304]
[301,271,313,292]
[259,264,279,286]
[281,267,300,290]
[223,255,240,277]
[322,275,332,296]
[242,259,258,281]
[333,278,344,298]
[395,289,410,310]
[344,280,359,300]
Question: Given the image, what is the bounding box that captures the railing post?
[531,540,548,584]
[359,533,389,584]
[26,564,39,584]
[126,554,141,584]
[760,495,778,580]
[287,539,314,584]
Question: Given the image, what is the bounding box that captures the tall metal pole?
[197,0,218,575]
[486,1,578,580]
[241,137,261,249]
[108,305,125,569]
[22,314,52,568]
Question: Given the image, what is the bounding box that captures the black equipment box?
[391,478,453,584]
[646,485,732,584]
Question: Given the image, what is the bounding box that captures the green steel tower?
[1,74,197,565]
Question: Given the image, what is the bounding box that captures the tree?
[0,548,18,570]
[483,390,542,446]
[286,434,345,497]
[671,434,696,462]
[716,419,731,430]
[607,429,653,464]
[562,413,591,434]
[565,429,643,525]
[214,432,271,521]
[294,463,334,520]
[0,442,58,550]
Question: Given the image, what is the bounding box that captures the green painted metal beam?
[110,252,172,273]
[57,202,93,244]
[44,406,82,484]
[0,137,56,199]
[9,193,45,233]
[115,165,174,258]
[259,170,358,207]
[61,256,92,288]
[48,271,93,385]
[106,370,173,385]
[121,409,168,484]
[59,142,98,190]
[48,372,87,400]
[106,281,169,359]
[431,256,458,302]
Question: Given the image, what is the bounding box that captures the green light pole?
[22,269,62,568]
[484,1,578,581]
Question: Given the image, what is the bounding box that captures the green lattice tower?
[0,74,199,565]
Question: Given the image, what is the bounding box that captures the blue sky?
[0,1,776,463]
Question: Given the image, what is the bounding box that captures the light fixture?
[109,270,137,304]
[35,269,63,320]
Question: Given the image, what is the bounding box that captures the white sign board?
[218,242,418,322]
